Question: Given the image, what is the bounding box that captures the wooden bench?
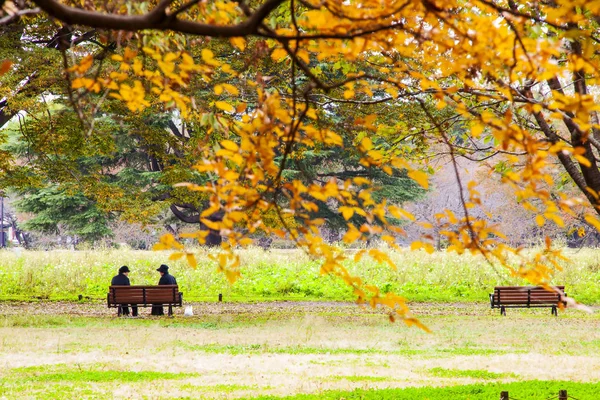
[489,286,566,316]
[107,285,183,316]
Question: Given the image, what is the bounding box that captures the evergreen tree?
[15,185,112,243]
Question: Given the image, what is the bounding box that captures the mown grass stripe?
[245,380,600,400]
[173,341,524,356]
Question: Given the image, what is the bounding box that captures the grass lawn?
[248,381,600,400]
[1,248,599,398]
[1,247,599,304]
[1,302,599,399]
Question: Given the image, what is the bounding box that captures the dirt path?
[0,300,505,318]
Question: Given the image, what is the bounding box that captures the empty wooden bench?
[107,285,183,316]
[489,286,567,316]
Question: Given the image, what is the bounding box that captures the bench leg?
[500,306,506,316]
[552,306,557,316]
[117,305,122,317]
[168,305,173,317]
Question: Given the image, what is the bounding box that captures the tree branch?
[547,76,600,196]
[167,120,184,139]
[169,204,200,223]
[0,8,41,25]
[33,0,285,37]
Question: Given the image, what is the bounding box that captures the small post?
[500,391,509,400]
[218,293,223,302]
[559,390,567,400]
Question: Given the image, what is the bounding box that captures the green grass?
[11,364,199,382]
[0,364,202,399]
[426,367,519,379]
[176,341,385,355]
[327,375,390,382]
[179,383,263,393]
[0,314,77,327]
[173,341,523,357]
[1,247,599,303]
[246,381,600,400]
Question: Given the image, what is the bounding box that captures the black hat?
[157,264,169,273]
[119,266,130,274]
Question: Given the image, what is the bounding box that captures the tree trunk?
[169,204,222,247]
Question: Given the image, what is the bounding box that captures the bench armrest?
[489,293,494,308]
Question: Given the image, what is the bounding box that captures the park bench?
[489,286,567,316]
[107,285,183,316]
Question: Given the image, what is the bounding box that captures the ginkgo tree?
[2,0,599,324]
[0,24,425,244]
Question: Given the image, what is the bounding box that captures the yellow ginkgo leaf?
[201,219,220,230]
[408,170,429,189]
[339,206,354,220]
[221,140,239,152]
[230,37,246,51]
[222,83,239,95]
[306,108,317,119]
[381,235,395,243]
[404,318,432,333]
[585,214,600,231]
[297,50,310,64]
[239,238,253,246]
[215,101,234,112]
[535,215,545,227]
[471,123,484,137]
[186,253,197,269]
[360,137,373,151]
[410,241,421,251]
[342,228,361,243]
[201,49,220,66]
[271,48,288,62]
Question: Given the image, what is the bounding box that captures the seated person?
[111,266,138,317]
[151,264,177,316]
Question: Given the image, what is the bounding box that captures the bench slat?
[492,296,561,299]
[493,301,559,305]
[493,295,559,299]
[493,292,560,295]
[493,286,565,290]
[111,297,178,302]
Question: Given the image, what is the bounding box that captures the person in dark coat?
[110,266,138,317]
[151,264,177,315]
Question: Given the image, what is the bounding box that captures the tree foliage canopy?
[2,0,599,323]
